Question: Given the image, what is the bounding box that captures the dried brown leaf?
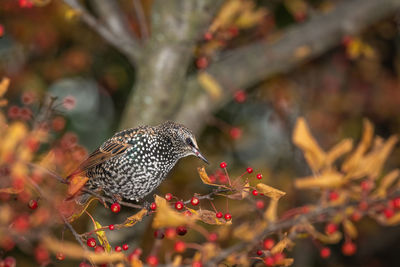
[152,195,191,228]
[123,209,147,227]
[197,209,230,225]
[292,117,326,171]
[68,198,98,222]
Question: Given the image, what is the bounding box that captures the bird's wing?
[67,141,131,178]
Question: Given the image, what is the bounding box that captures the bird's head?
[159,121,209,164]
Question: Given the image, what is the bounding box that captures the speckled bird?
[67,121,208,204]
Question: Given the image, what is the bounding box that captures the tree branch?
[176,0,400,133]
[62,0,141,63]
[132,0,149,40]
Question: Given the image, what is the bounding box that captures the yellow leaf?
[235,7,267,29]
[94,221,111,252]
[326,139,353,166]
[0,77,10,98]
[130,258,143,267]
[295,169,344,189]
[265,198,279,222]
[152,195,191,228]
[172,255,182,267]
[270,238,294,254]
[209,0,242,32]
[292,117,326,172]
[282,258,294,266]
[43,236,125,263]
[294,45,311,59]
[385,212,400,225]
[123,209,147,227]
[0,187,24,194]
[372,169,399,199]
[198,72,223,100]
[343,220,357,239]
[198,167,228,188]
[306,224,342,244]
[256,183,286,199]
[342,119,374,173]
[233,222,265,241]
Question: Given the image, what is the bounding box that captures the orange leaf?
[123,209,147,227]
[67,175,89,196]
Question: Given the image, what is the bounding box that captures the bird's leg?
[112,194,123,204]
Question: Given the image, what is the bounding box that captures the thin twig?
[132,0,149,40]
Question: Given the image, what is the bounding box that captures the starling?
[67,121,208,204]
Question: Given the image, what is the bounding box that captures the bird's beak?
[192,147,209,164]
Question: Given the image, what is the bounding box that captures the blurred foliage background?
[2,0,400,266]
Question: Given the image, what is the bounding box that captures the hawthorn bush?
[1,77,400,266]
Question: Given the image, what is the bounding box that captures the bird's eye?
[186,138,194,147]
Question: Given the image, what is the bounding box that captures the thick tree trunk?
[119,0,224,129]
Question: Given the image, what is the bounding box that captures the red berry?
[192,261,203,267]
[111,202,121,213]
[115,246,122,252]
[128,248,143,261]
[256,200,265,209]
[325,223,337,235]
[263,238,275,250]
[264,256,274,266]
[234,90,246,103]
[146,255,159,266]
[174,241,186,253]
[175,201,184,210]
[392,197,400,209]
[384,208,394,219]
[108,224,115,230]
[183,210,192,217]
[246,167,253,174]
[329,191,339,201]
[165,228,176,239]
[86,238,96,248]
[79,262,91,267]
[342,241,356,256]
[56,252,65,261]
[361,180,373,191]
[320,247,331,258]
[176,226,187,236]
[351,211,362,222]
[256,250,263,256]
[150,202,157,211]
[219,162,227,168]
[208,232,218,242]
[0,24,4,37]
[165,193,173,201]
[204,32,213,41]
[28,199,38,209]
[229,127,242,139]
[256,173,263,179]
[359,201,368,211]
[122,244,129,250]
[191,197,199,206]
[224,213,232,221]
[154,229,165,239]
[252,189,258,196]
[196,57,209,69]
[4,256,16,267]
[95,246,105,253]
